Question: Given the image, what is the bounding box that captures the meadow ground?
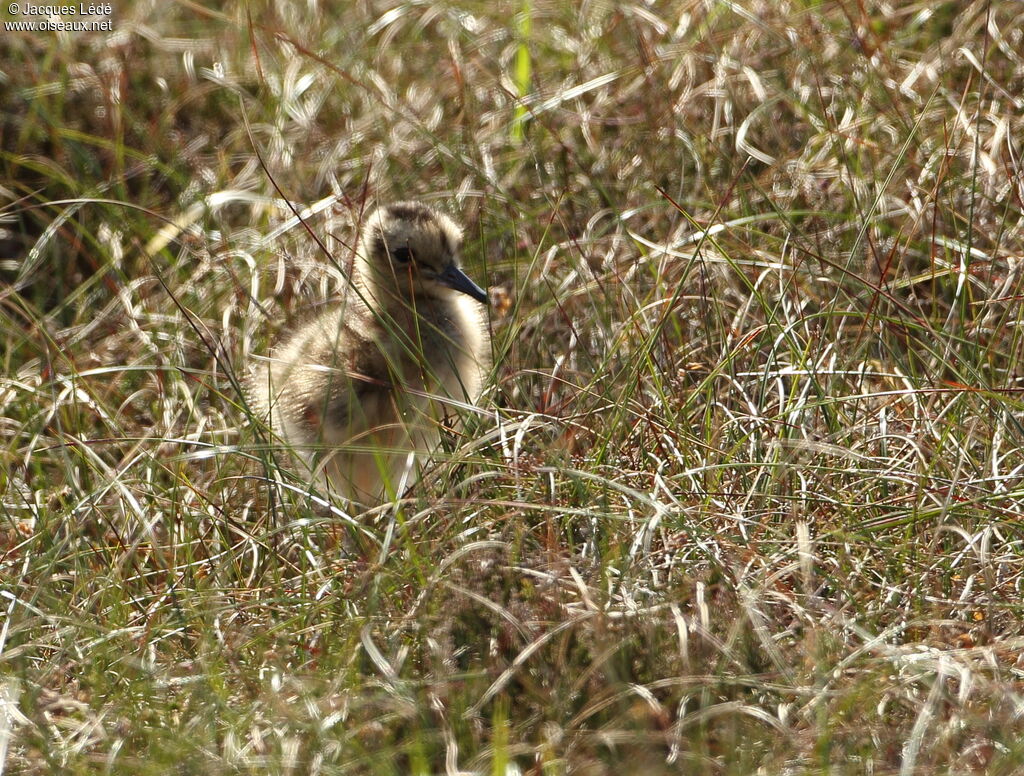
[2,1,1024,773]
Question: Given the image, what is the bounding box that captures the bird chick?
[247,201,490,506]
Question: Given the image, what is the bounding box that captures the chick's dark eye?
[391,246,412,264]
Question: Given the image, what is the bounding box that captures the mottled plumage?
[247,201,489,505]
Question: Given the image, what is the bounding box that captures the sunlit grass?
[511,0,531,144]
[2,1,1024,774]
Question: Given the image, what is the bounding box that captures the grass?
[2,0,1024,773]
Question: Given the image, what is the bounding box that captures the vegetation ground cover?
[2,1,1024,773]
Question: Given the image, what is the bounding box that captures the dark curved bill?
[438,264,489,304]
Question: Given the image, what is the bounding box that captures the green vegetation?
[2,1,1024,773]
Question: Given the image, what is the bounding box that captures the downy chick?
[247,201,490,505]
